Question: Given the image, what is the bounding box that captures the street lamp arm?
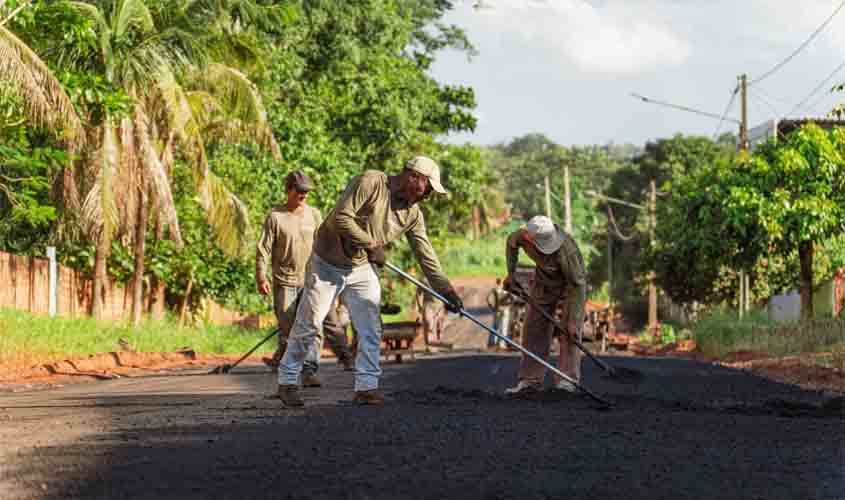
[584,190,646,210]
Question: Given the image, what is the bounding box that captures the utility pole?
[564,164,572,233]
[544,176,552,219]
[604,227,612,353]
[648,179,658,339]
[738,73,749,318]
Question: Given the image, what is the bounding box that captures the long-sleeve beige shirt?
[506,225,587,324]
[256,204,322,288]
[313,170,453,295]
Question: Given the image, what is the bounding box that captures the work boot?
[301,373,322,388]
[504,380,542,397]
[276,384,304,407]
[338,354,355,372]
[353,390,385,406]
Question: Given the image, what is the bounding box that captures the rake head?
[207,363,233,375]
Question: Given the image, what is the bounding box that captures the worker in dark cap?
[256,170,354,388]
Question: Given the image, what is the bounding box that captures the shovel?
[385,262,612,408]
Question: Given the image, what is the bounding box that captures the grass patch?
[439,236,507,278]
[692,308,845,359]
[0,307,273,370]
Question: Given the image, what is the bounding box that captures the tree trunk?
[179,275,193,328]
[130,186,149,326]
[149,212,166,320]
[91,231,110,319]
[471,206,481,240]
[799,241,814,321]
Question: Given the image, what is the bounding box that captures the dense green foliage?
[1,0,486,315]
[650,124,845,319]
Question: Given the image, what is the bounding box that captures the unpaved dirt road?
[1,351,842,500]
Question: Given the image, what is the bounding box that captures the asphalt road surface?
[0,352,842,500]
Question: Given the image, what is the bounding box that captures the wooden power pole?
[564,164,572,233]
[544,176,552,219]
[738,73,749,317]
[648,179,658,338]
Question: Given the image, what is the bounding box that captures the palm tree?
[0,5,84,147]
[61,0,279,323]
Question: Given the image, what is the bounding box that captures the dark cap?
[285,170,314,192]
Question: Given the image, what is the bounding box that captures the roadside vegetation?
[689,309,845,368]
[0,308,271,373]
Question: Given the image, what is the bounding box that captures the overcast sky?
[429,0,845,147]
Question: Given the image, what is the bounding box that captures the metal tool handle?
[385,262,611,406]
[231,327,280,368]
[504,288,616,376]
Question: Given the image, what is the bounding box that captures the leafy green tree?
[650,124,845,320]
[0,88,69,253]
[595,134,735,321]
[736,124,845,318]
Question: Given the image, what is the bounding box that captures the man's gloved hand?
[441,289,464,314]
[366,245,386,266]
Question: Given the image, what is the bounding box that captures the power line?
[630,93,740,123]
[753,86,791,107]
[607,206,635,242]
[788,56,845,116]
[713,87,739,140]
[749,91,781,120]
[749,0,845,86]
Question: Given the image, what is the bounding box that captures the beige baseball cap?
[405,156,447,195]
[525,215,563,255]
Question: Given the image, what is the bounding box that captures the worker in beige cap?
[276,156,464,407]
[502,215,587,396]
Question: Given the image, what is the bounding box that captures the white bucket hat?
[405,156,447,195]
[525,215,563,255]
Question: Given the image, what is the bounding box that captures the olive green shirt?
[506,225,587,323]
[314,170,453,295]
[256,204,322,288]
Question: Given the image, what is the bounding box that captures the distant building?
[749,118,845,151]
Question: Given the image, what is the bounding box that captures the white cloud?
[434,0,845,146]
[470,0,691,75]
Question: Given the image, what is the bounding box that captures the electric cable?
[749,0,845,86]
[749,90,781,119]
[788,57,845,116]
[713,87,739,140]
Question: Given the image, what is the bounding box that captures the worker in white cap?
[502,215,587,396]
[276,156,463,407]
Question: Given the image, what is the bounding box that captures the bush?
[692,309,776,357]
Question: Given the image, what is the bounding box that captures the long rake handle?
[507,289,616,376]
[385,262,611,407]
[228,327,280,372]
